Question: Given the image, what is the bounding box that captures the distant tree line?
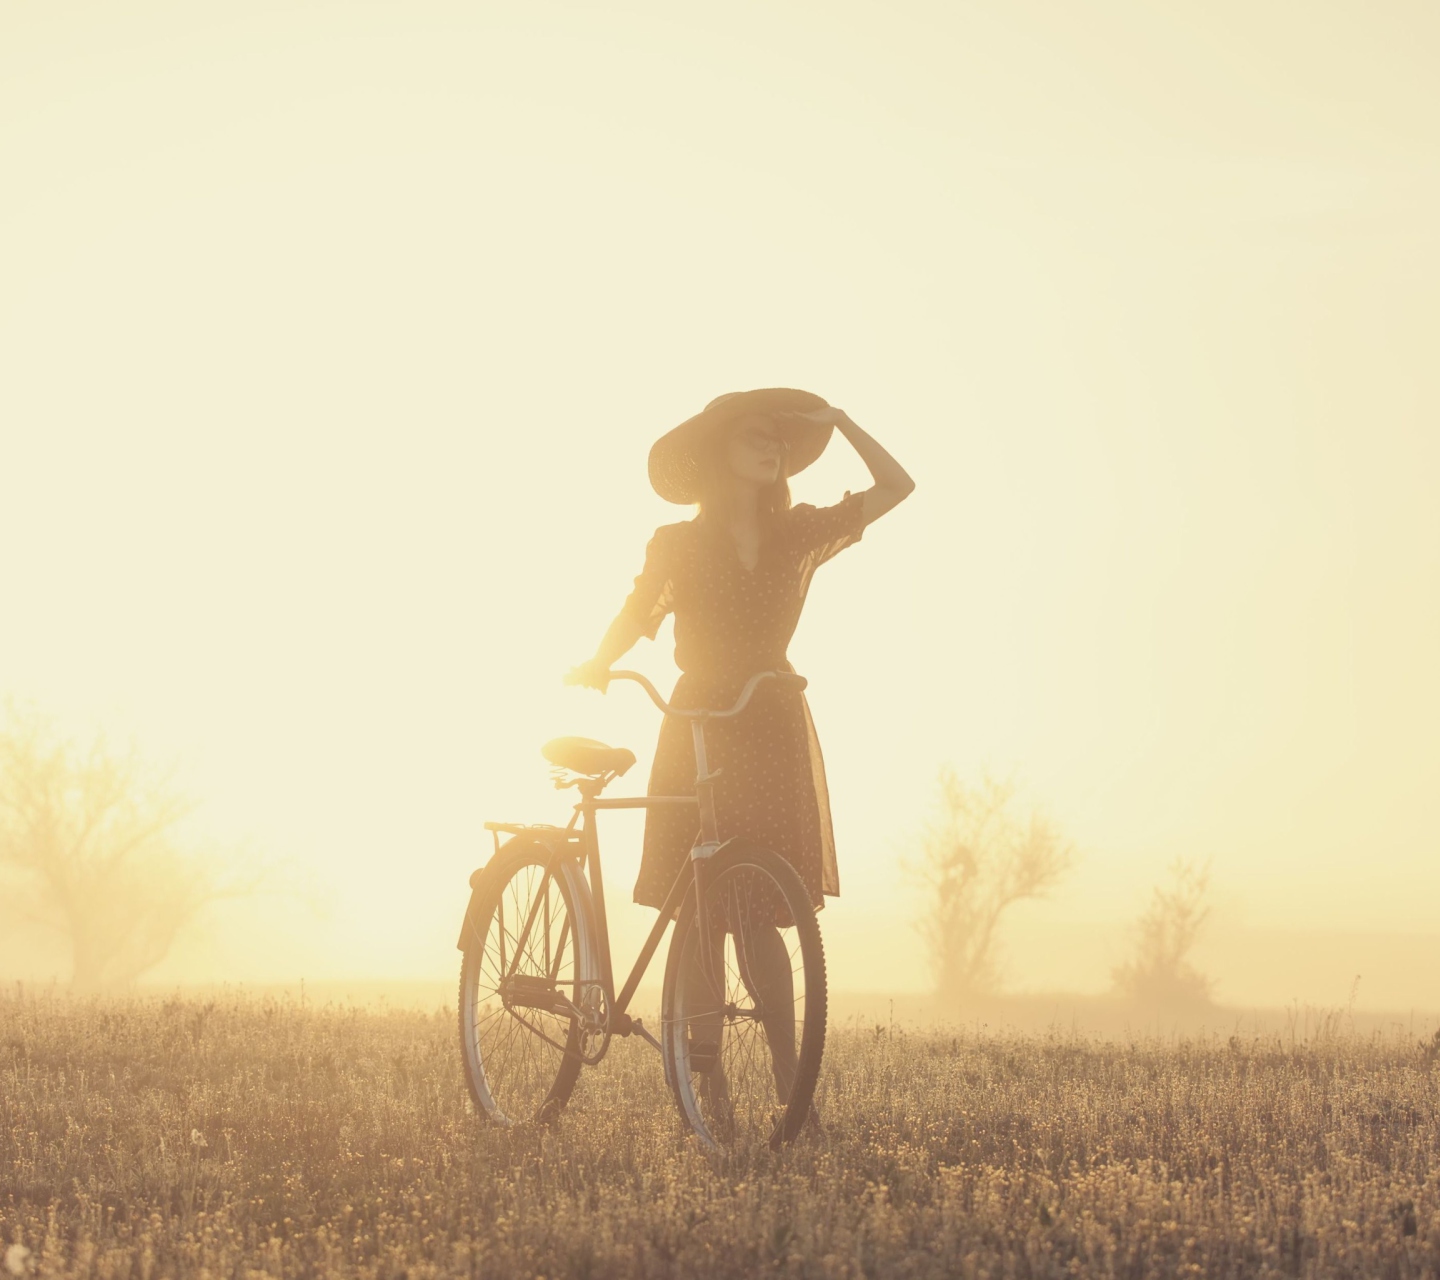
[914,767,1214,1010]
[0,703,254,989]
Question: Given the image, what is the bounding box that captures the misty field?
[4,993,1440,1278]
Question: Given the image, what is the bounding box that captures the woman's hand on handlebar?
[564,658,612,692]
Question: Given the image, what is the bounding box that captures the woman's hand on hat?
[780,405,845,428]
[565,658,612,692]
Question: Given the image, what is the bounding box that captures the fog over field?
[2,1,1438,1018]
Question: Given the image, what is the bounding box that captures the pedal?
[502,974,570,1016]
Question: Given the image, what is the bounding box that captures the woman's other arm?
[567,613,647,690]
[567,526,677,690]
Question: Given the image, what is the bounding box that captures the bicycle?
[456,668,827,1151]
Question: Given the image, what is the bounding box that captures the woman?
[568,388,913,1102]
[569,387,912,911]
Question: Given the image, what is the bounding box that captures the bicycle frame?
[487,668,803,1049]
[576,785,700,1028]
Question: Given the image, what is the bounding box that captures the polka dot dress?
[618,492,868,919]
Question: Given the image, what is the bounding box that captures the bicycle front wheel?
[660,841,827,1151]
[458,840,601,1126]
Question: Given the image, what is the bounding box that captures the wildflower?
[4,1244,31,1276]
[191,1129,208,1148]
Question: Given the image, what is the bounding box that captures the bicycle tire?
[458,839,600,1126]
[659,840,827,1150]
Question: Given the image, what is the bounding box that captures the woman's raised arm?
[784,406,916,525]
[834,410,915,525]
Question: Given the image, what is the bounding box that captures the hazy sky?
[3,0,1437,1007]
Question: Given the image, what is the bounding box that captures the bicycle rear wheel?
[458,840,601,1125]
[659,841,827,1151]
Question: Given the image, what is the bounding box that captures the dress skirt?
[632,667,841,926]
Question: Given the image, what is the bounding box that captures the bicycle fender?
[692,834,767,868]
[455,830,583,952]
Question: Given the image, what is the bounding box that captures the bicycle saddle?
[541,737,636,778]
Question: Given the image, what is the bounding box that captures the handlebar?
[606,669,807,719]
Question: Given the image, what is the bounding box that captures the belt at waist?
[670,662,799,710]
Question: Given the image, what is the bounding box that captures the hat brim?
[648,387,832,505]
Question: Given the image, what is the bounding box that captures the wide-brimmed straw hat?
[648,387,833,505]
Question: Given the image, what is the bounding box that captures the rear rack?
[481,821,579,858]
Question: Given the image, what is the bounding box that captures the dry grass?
[4,990,1440,1278]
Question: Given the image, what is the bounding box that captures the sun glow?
[2,1,1438,1011]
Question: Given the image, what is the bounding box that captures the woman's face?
[725,413,789,487]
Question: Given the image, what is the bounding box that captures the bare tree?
[1112,858,1214,1008]
[913,769,1075,1003]
[0,703,252,989]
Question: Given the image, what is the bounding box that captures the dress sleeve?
[618,525,678,640]
[787,490,868,568]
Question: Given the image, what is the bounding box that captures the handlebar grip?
[774,672,808,693]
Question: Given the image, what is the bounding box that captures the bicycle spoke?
[461,853,589,1125]
[668,855,819,1148]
